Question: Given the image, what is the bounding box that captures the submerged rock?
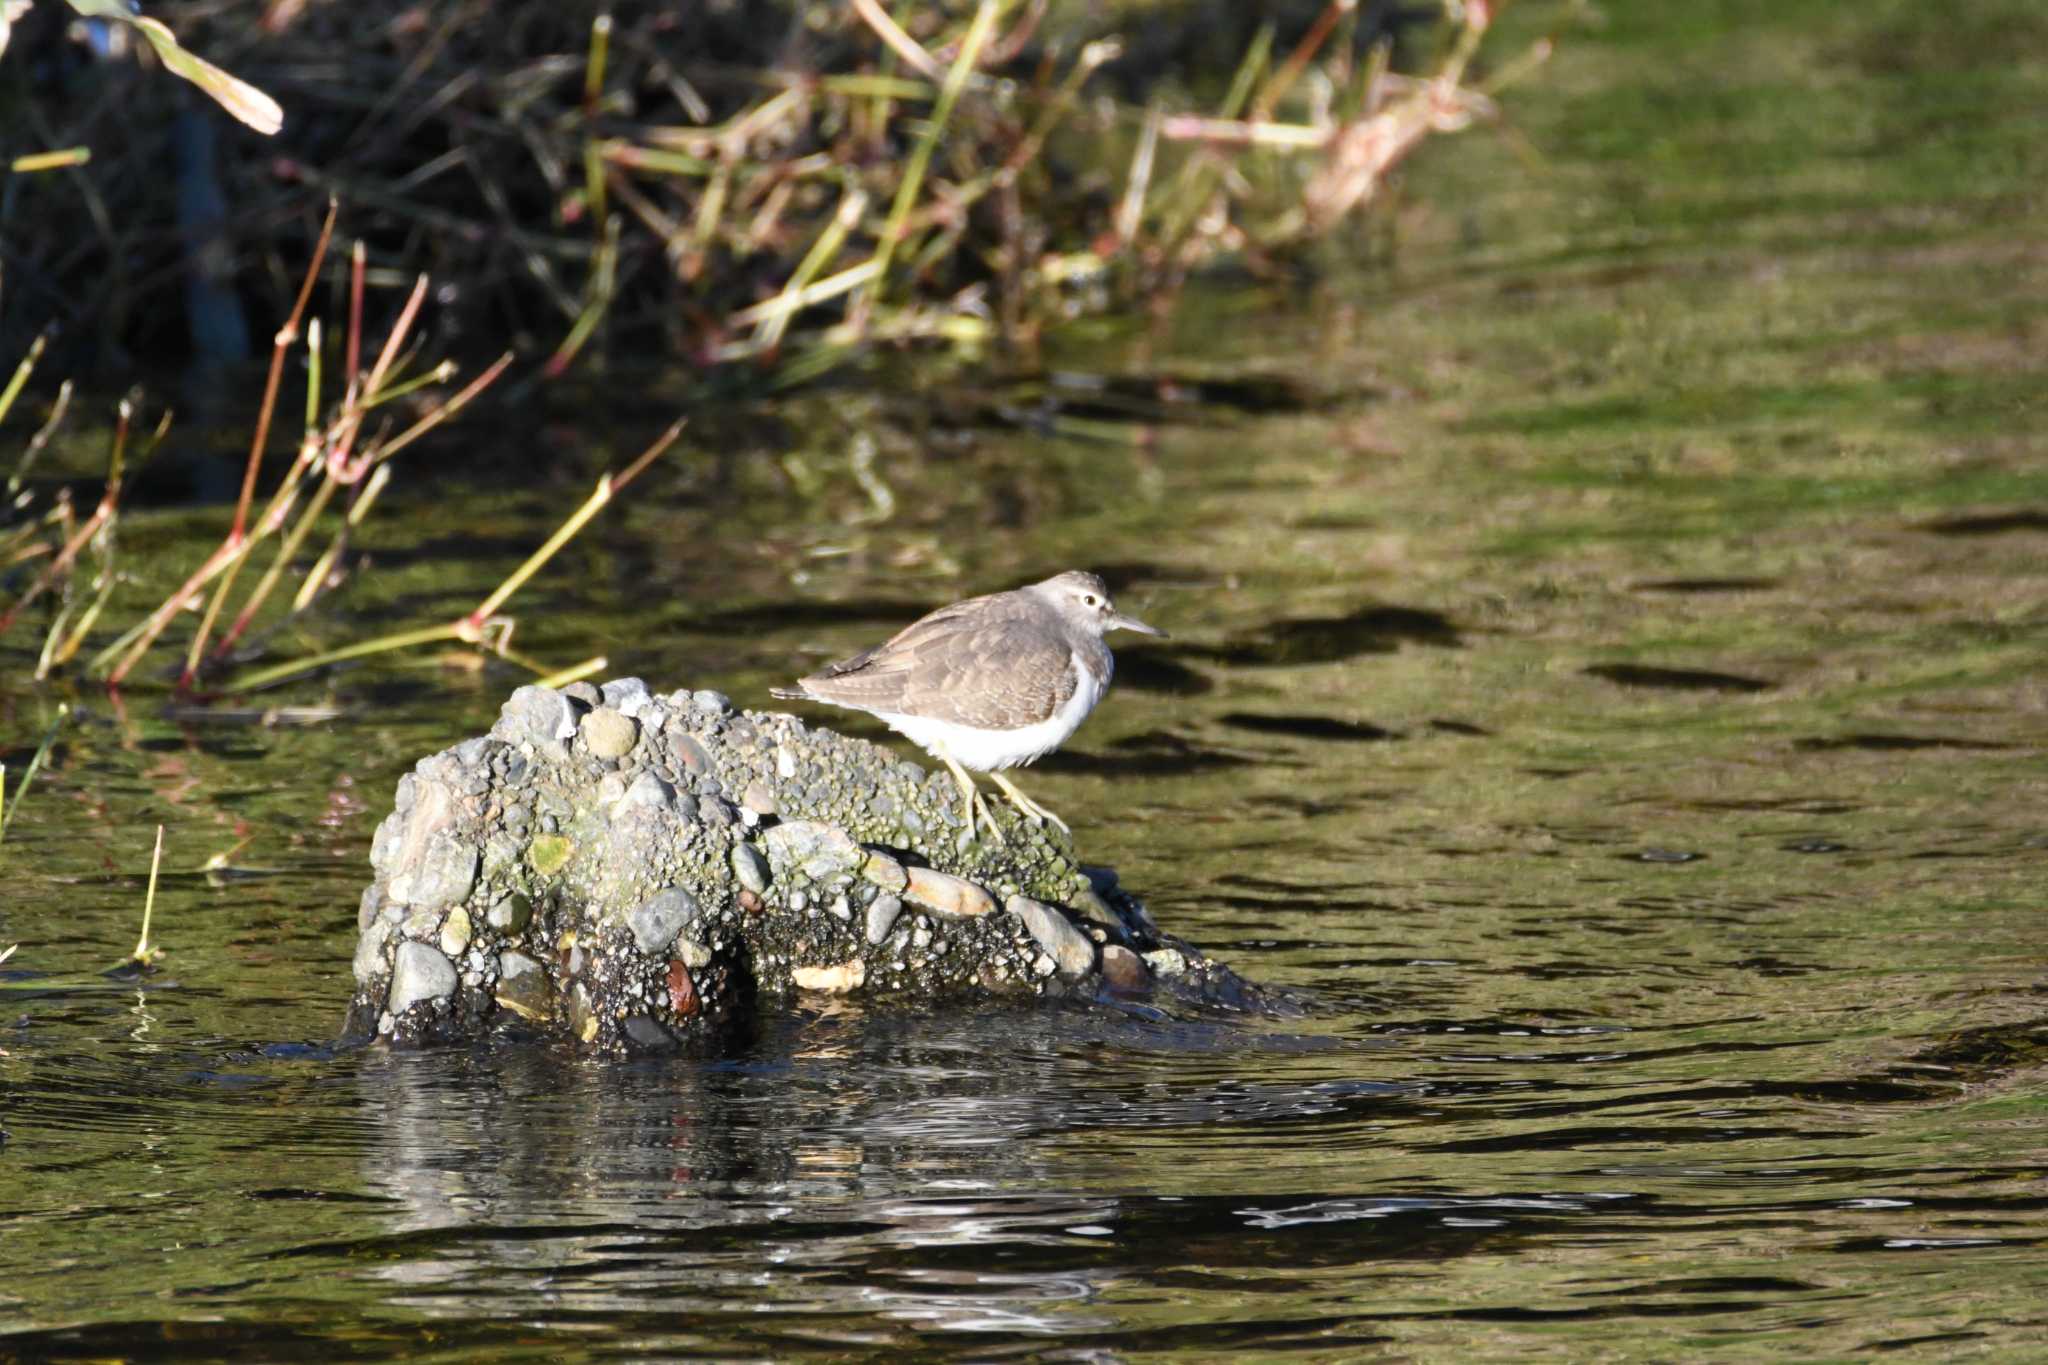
[344,678,1273,1052]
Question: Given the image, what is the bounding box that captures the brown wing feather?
[797,598,1076,729]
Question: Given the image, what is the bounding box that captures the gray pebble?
[563,681,603,707]
[762,820,862,882]
[692,690,733,714]
[621,770,676,813]
[730,842,770,895]
[352,918,393,986]
[393,832,478,912]
[490,686,577,748]
[627,887,701,954]
[1005,895,1097,980]
[866,893,902,945]
[388,941,458,1015]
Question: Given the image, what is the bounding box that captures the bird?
[772,571,1165,841]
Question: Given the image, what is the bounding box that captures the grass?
[0,208,679,694]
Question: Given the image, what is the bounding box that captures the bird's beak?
[1109,610,1167,639]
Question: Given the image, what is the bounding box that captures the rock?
[1100,944,1149,993]
[344,680,1267,1053]
[1144,948,1188,978]
[667,958,699,1015]
[388,941,458,1016]
[792,959,866,993]
[671,733,711,774]
[861,849,909,892]
[352,918,392,986]
[600,677,658,722]
[866,893,903,945]
[693,689,733,714]
[626,887,700,954]
[904,866,996,919]
[622,1016,674,1050]
[527,835,573,876]
[580,707,639,760]
[495,950,550,1019]
[620,770,676,813]
[763,820,863,883]
[1006,895,1096,980]
[438,907,473,958]
[389,832,478,911]
[491,685,577,749]
[731,842,770,894]
[563,681,602,707]
[486,892,532,933]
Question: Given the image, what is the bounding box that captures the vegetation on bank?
[4,0,1551,375]
[0,2,1555,706]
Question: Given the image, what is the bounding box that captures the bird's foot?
[989,772,1069,834]
[967,788,1008,844]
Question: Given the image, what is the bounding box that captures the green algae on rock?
[344,679,1271,1052]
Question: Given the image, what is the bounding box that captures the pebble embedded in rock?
[622,1016,674,1050]
[1143,948,1188,978]
[866,893,903,945]
[490,685,577,749]
[352,918,393,986]
[495,949,549,1021]
[620,770,676,813]
[792,959,866,993]
[388,940,458,1016]
[667,959,699,1015]
[439,906,473,958]
[627,886,701,954]
[763,820,862,882]
[600,677,655,718]
[393,831,479,912]
[731,842,770,894]
[486,892,533,933]
[903,866,996,919]
[1005,895,1096,980]
[671,733,711,774]
[860,849,909,893]
[580,707,639,760]
[741,780,778,818]
[1100,944,1149,993]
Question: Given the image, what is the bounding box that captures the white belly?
[880,651,1105,772]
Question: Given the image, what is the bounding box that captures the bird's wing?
[799,610,1077,728]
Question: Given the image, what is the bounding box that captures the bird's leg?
[938,752,1006,844]
[987,771,1069,834]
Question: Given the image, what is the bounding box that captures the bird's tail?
[769,686,807,701]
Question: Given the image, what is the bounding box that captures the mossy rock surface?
[344,679,1271,1054]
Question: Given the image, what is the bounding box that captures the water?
[5,1,2047,1356]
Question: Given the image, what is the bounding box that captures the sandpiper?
[772,571,1165,841]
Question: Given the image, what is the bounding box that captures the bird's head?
[1035,571,1167,639]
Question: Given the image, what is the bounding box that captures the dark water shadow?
[1182,604,1464,669]
[1919,509,2048,535]
[1583,663,1774,693]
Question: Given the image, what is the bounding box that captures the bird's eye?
[1083,594,1099,607]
